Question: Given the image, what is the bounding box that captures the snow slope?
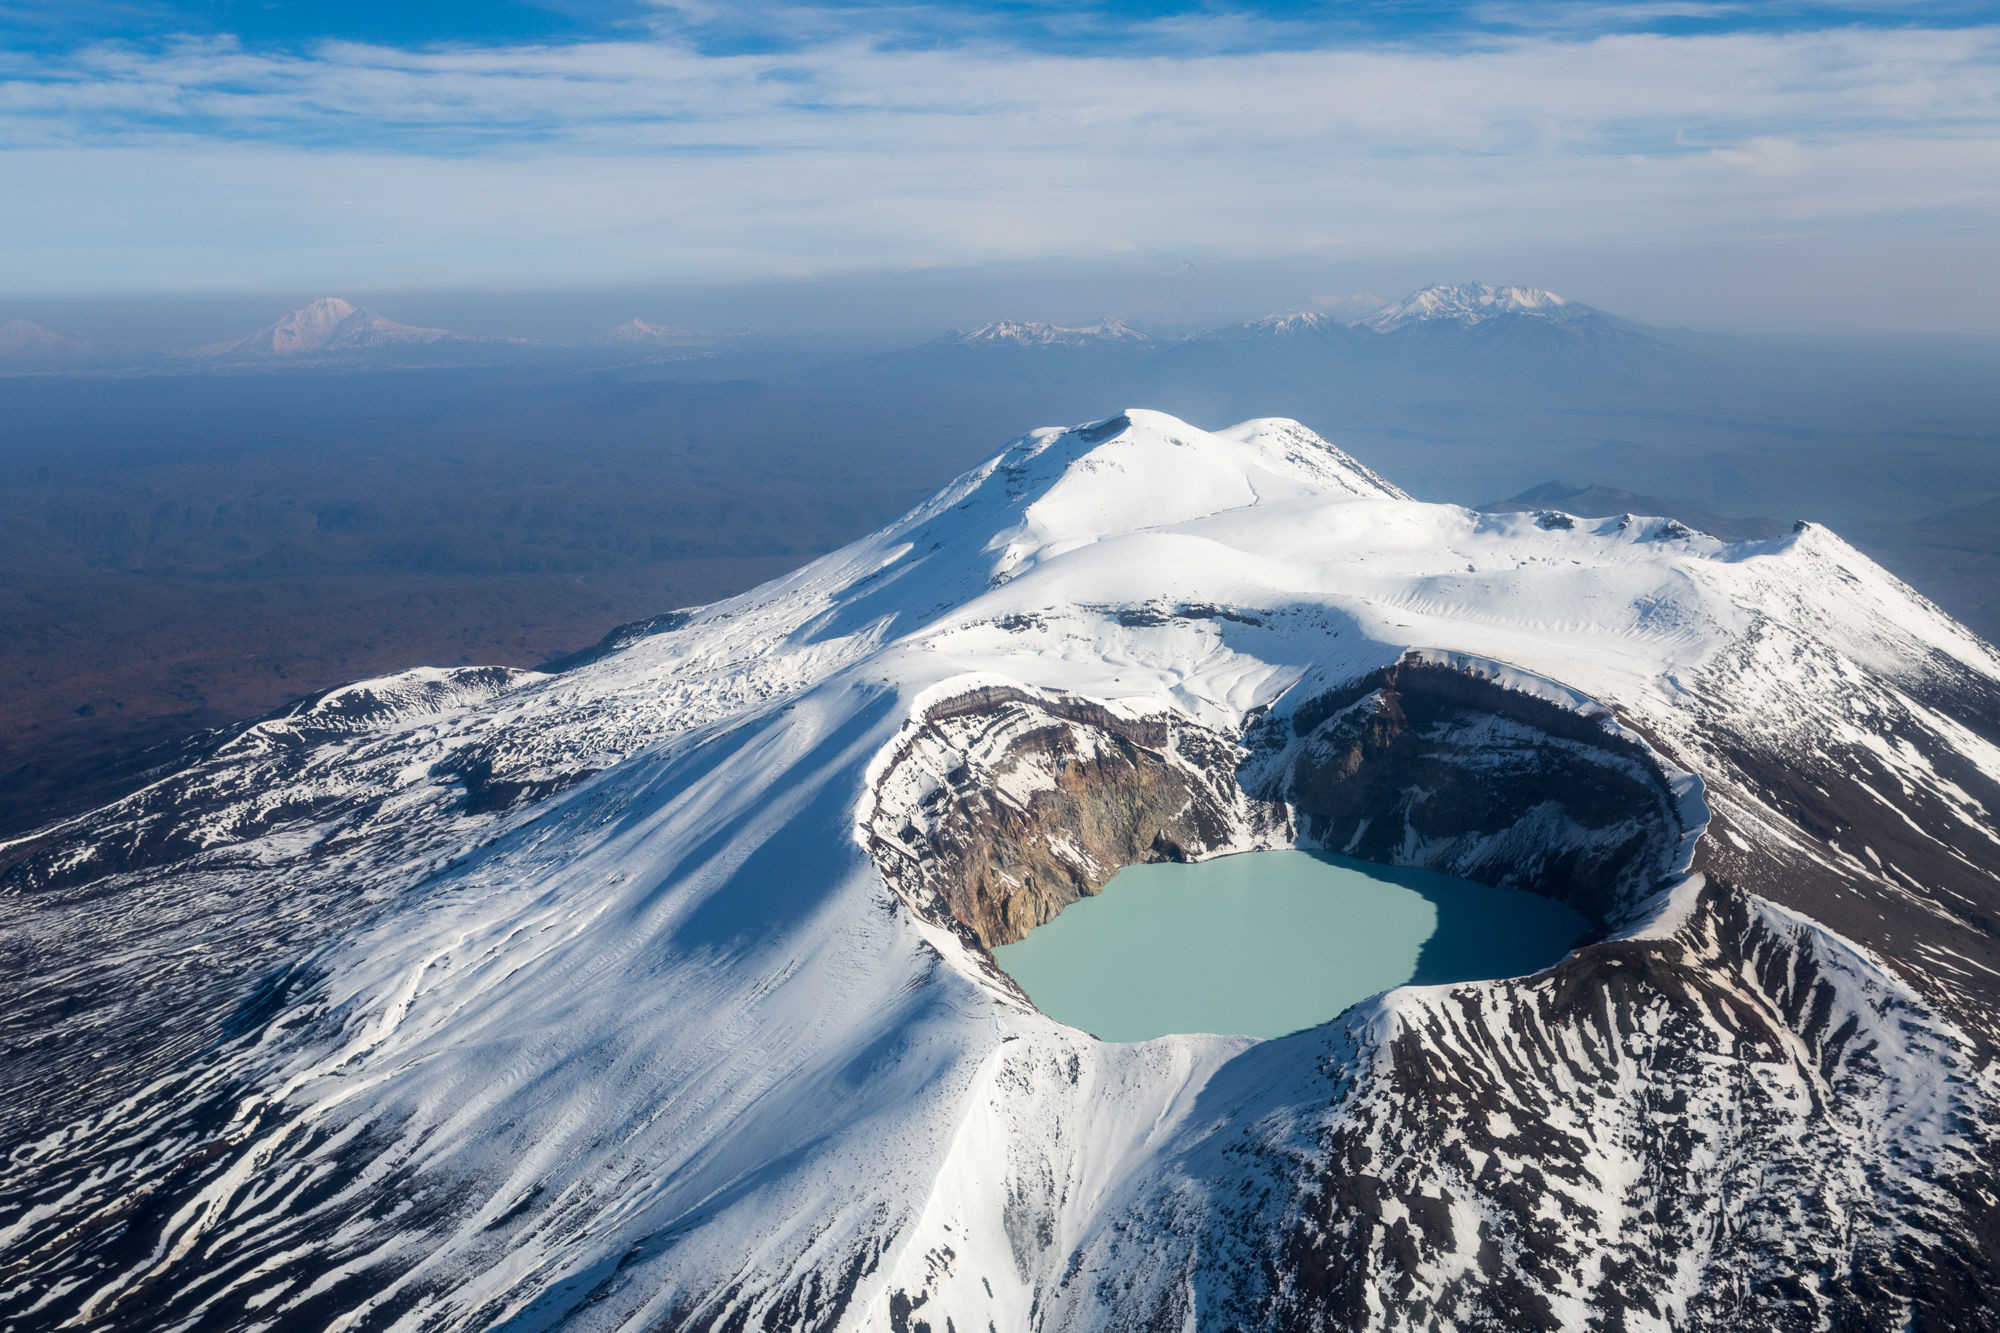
[3,409,1997,1332]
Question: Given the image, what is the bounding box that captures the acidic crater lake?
[991,850,1590,1042]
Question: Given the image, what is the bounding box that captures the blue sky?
[4,0,2000,329]
[10,1,1999,53]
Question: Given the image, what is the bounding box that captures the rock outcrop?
[1248,654,1696,922]
[867,684,1289,947]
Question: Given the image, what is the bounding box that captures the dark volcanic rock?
[867,684,1290,947]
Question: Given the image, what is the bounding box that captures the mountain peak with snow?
[1228,310,1353,339]
[598,318,705,346]
[197,297,460,360]
[950,318,1150,347]
[1363,283,1587,331]
[0,318,100,364]
[288,295,356,331]
[976,410,1407,582]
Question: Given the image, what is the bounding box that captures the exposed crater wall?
[867,655,1697,955]
[864,664,2000,1331]
[1244,656,1697,923]
[865,685,1290,949]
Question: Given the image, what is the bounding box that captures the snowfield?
[3,409,1998,1332]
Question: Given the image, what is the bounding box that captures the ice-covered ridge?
[1227,310,1348,337]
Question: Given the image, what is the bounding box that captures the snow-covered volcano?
[5,410,1998,1332]
[196,297,466,359]
[597,318,707,347]
[0,318,102,366]
[1362,283,1587,330]
[1349,284,1668,359]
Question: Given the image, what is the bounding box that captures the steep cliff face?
[1675,622,2000,1042]
[1246,654,1696,923]
[867,685,1289,948]
[870,652,1696,951]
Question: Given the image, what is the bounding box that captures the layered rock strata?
[866,684,1290,948]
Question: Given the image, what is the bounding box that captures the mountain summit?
[948,318,1150,347]
[1362,282,1588,330]
[1227,310,1352,338]
[198,297,460,359]
[0,318,101,365]
[1485,480,1791,543]
[597,317,705,346]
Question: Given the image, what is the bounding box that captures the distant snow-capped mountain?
[1312,291,1393,322]
[1362,282,1590,330]
[1208,309,1366,342]
[196,297,474,360]
[0,318,103,366]
[1347,282,1673,359]
[1230,310,1349,336]
[923,286,1667,363]
[948,318,1151,347]
[596,317,707,347]
[5,407,1997,1331]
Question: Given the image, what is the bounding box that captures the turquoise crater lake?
[991,850,1589,1042]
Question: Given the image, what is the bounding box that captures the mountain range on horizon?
[0,283,1670,370]
[1365,282,1584,328]
[937,283,1652,349]
[945,317,1155,346]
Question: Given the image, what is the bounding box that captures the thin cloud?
[1,21,1997,292]
[10,26,1998,147]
